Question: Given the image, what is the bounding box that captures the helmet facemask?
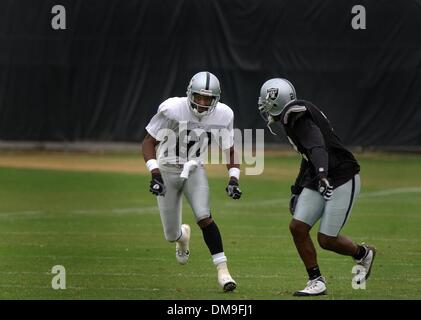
[187,90,219,118]
[257,78,297,135]
[258,95,278,135]
[186,71,221,119]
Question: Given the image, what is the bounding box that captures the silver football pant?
[293,174,361,237]
[157,165,210,241]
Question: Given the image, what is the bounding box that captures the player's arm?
[222,112,242,200]
[142,104,171,197]
[226,146,240,178]
[142,133,160,174]
[288,158,307,214]
[292,114,333,200]
[224,146,242,200]
[293,157,308,190]
[142,133,166,196]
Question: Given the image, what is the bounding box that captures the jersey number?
[176,130,211,159]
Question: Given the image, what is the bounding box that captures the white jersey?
[145,97,234,171]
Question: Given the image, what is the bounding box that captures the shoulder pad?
[283,104,307,125]
[216,102,234,119]
[157,97,184,120]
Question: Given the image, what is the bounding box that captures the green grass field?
[0,152,421,299]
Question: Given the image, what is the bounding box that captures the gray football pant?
[293,174,361,237]
[157,166,210,241]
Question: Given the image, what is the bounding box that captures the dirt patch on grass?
[4,150,416,181]
[0,150,299,179]
[0,151,149,175]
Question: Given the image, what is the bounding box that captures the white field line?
[0,207,159,217]
[1,186,420,217]
[1,271,421,282]
[0,211,44,216]
[2,254,168,261]
[71,207,159,215]
[0,284,226,292]
[0,284,415,294]
[0,231,419,243]
[226,187,421,207]
[0,231,150,236]
[359,187,421,198]
[3,254,421,266]
[1,272,421,293]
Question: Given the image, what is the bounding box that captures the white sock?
[212,252,227,266]
[216,262,229,274]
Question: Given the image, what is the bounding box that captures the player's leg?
[183,166,236,292]
[290,188,327,296]
[317,233,359,255]
[156,170,190,264]
[289,219,318,269]
[318,174,376,282]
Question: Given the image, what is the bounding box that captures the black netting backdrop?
[1,0,420,145]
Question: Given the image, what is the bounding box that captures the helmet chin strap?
[259,105,278,135]
[266,115,277,135]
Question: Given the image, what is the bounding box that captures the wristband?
[146,159,159,172]
[228,167,240,180]
[317,167,328,179]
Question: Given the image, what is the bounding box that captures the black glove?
[289,185,302,215]
[289,194,298,215]
[318,178,333,201]
[226,178,242,200]
[149,172,166,196]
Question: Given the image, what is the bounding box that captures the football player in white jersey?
[142,71,242,292]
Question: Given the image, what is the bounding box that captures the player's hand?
[226,178,242,200]
[318,178,333,201]
[289,185,301,215]
[150,172,166,196]
[289,194,298,215]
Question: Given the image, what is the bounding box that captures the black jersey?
[279,100,360,191]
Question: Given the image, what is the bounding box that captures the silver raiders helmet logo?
[267,88,278,100]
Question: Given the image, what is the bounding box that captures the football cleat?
[293,276,327,296]
[354,243,376,283]
[218,271,237,292]
[175,224,190,265]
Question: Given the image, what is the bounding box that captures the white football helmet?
[186,71,221,118]
[258,78,297,134]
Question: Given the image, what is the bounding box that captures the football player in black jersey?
[258,78,376,296]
